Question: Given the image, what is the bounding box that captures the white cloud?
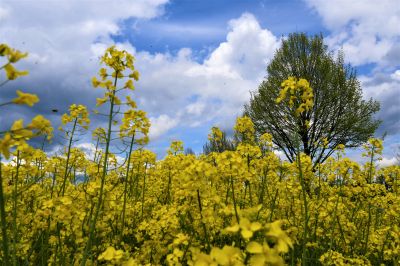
[304,0,400,66]
[149,114,179,140]
[359,70,400,135]
[305,0,400,33]
[190,13,280,81]
[0,6,9,21]
[304,0,400,143]
[378,156,398,167]
[391,70,400,81]
[0,0,169,54]
[1,2,281,145]
[76,143,97,157]
[126,13,279,138]
[273,150,286,161]
[185,102,206,116]
[127,13,280,134]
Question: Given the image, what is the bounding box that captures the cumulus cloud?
[391,70,400,81]
[0,0,168,112]
[149,114,179,140]
[378,156,398,167]
[304,0,400,143]
[186,102,206,116]
[304,0,400,66]
[360,70,400,135]
[1,0,398,161]
[1,5,282,151]
[126,13,280,135]
[0,0,168,144]
[200,13,280,81]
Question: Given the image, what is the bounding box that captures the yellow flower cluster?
[0,43,28,80]
[12,90,39,106]
[1,44,400,266]
[120,109,150,144]
[234,116,255,143]
[61,104,90,129]
[276,77,314,116]
[208,127,223,142]
[0,112,52,159]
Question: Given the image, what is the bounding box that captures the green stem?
[268,169,283,222]
[121,134,135,234]
[230,174,240,224]
[197,189,211,252]
[364,148,375,254]
[141,162,148,220]
[166,169,172,204]
[81,74,118,266]
[60,117,78,196]
[297,153,309,266]
[0,101,12,108]
[0,155,10,266]
[12,152,20,266]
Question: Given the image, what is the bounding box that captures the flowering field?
[1,44,400,266]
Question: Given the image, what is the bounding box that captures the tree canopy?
[203,127,236,154]
[245,33,381,167]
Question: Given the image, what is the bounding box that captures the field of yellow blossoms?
[1,44,399,266]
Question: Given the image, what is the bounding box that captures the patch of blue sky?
[146,124,209,158]
[356,63,378,76]
[111,0,328,62]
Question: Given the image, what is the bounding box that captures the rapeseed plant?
[0,44,399,266]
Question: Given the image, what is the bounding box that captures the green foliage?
[203,129,236,154]
[245,33,381,167]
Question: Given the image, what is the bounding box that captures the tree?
[184,147,195,155]
[245,33,380,167]
[203,127,236,154]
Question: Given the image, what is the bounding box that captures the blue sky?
[1,0,399,165]
[114,0,327,55]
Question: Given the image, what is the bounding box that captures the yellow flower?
[4,64,28,80]
[12,90,39,106]
[276,77,313,116]
[225,217,262,239]
[8,49,28,63]
[98,246,125,261]
[210,246,243,265]
[11,119,33,140]
[0,44,10,56]
[265,220,293,253]
[247,241,285,266]
[99,246,117,260]
[126,96,137,108]
[168,140,184,155]
[0,44,28,63]
[96,97,108,106]
[124,79,135,90]
[99,68,108,80]
[92,76,100,87]
[59,196,72,205]
[0,133,13,159]
[208,127,223,142]
[28,115,53,138]
[42,199,54,209]
[129,70,140,81]
[122,258,139,266]
[11,119,24,131]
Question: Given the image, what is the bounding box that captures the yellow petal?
[225,224,240,233]
[247,242,263,254]
[241,229,253,239]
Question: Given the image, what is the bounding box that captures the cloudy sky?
[1,0,399,164]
